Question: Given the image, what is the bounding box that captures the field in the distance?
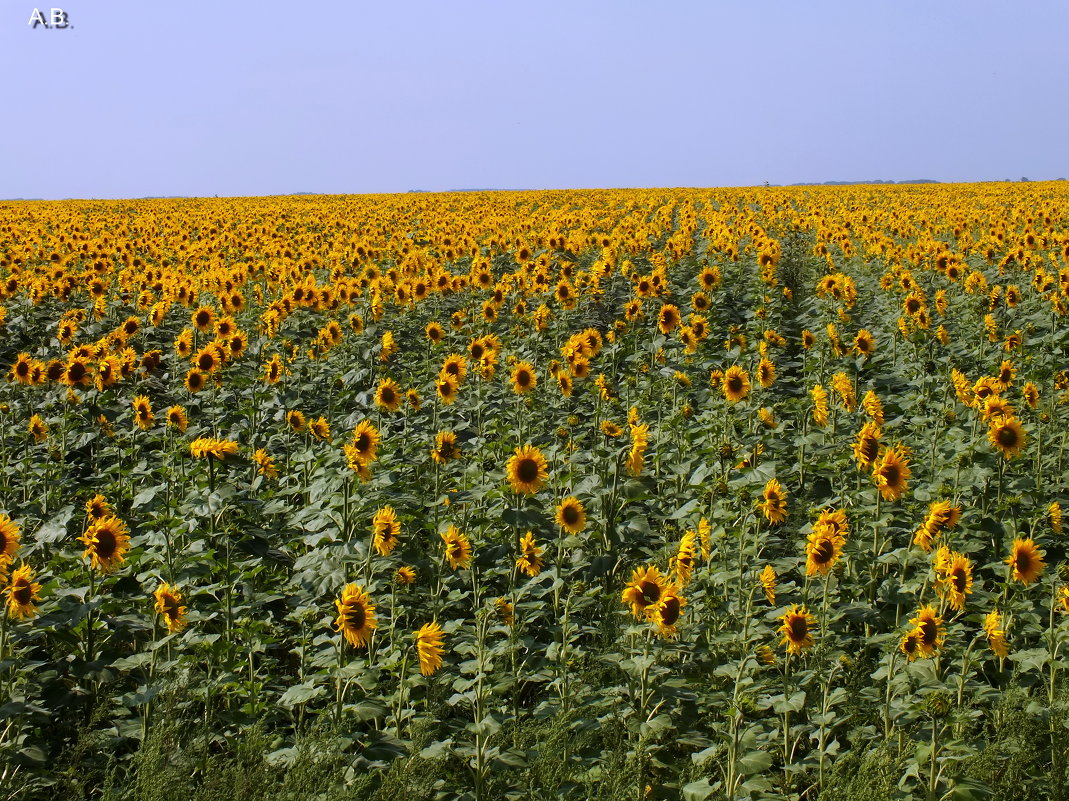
[0,184,1067,801]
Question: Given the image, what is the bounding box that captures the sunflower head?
[779,605,816,655]
[873,444,911,501]
[1005,538,1045,585]
[555,497,587,535]
[375,378,403,412]
[79,515,131,574]
[506,445,549,495]
[722,365,750,403]
[511,362,537,394]
[6,562,42,620]
[516,531,543,577]
[334,584,377,649]
[154,582,188,633]
[372,506,401,557]
[414,621,445,676]
[621,565,667,619]
[440,525,472,570]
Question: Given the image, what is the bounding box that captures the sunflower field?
[1,184,1068,801]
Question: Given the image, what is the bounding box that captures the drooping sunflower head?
[166,405,188,432]
[938,552,974,612]
[334,583,377,649]
[555,497,587,535]
[779,605,816,656]
[85,494,112,522]
[286,409,307,433]
[516,531,543,578]
[651,587,686,638]
[759,564,777,605]
[805,530,844,577]
[1005,538,1045,585]
[759,478,788,525]
[395,565,416,586]
[132,395,154,430]
[414,621,445,676]
[372,506,401,556]
[506,445,548,495]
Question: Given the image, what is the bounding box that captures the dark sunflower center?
[517,458,539,483]
[997,427,1018,447]
[812,539,834,564]
[727,377,743,393]
[356,434,371,452]
[470,344,485,360]
[639,580,661,605]
[12,582,32,604]
[883,465,900,485]
[95,529,117,559]
[562,506,580,525]
[952,568,968,593]
[1017,551,1031,573]
[68,363,86,382]
[660,597,681,625]
[920,620,937,646]
[517,371,531,386]
[164,597,181,617]
[16,362,29,377]
[347,604,365,630]
[789,617,808,640]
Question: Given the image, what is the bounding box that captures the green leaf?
[738,749,773,775]
[681,778,715,801]
[279,681,325,708]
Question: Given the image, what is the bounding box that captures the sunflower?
[987,416,1026,460]
[414,621,445,676]
[555,497,587,535]
[309,416,331,441]
[132,395,154,430]
[286,409,307,433]
[908,605,944,658]
[621,565,667,619]
[62,357,93,388]
[85,494,112,521]
[872,444,911,501]
[379,331,397,362]
[8,353,34,385]
[672,530,698,586]
[189,437,239,461]
[811,384,830,426]
[853,329,875,358]
[805,528,845,577]
[983,611,1009,658]
[852,422,882,470]
[184,368,207,393]
[395,565,416,586]
[372,506,401,556]
[334,584,377,649]
[601,421,622,438]
[166,405,188,432]
[6,562,41,620]
[511,361,537,394]
[154,582,188,633]
[436,375,459,405]
[900,629,922,661]
[192,305,215,332]
[426,321,445,345]
[440,525,472,570]
[516,531,543,577]
[193,344,223,374]
[375,378,403,412]
[262,353,286,384]
[441,353,467,385]
[759,564,777,605]
[657,304,680,335]
[779,605,816,655]
[650,587,686,638]
[79,515,131,574]
[1005,538,1045,585]
[348,420,380,465]
[756,358,776,388]
[937,552,974,612]
[28,414,48,443]
[722,365,750,403]
[1051,502,1063,535]
[506,444,549,495]
[0,515,21,573]
[253,448,279,479]
[431,431,461,464]
[626,422,650,476]
[759,478,788,525]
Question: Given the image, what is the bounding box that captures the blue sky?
[1,1,1066,198]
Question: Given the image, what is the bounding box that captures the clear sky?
[1,1,1066,199]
